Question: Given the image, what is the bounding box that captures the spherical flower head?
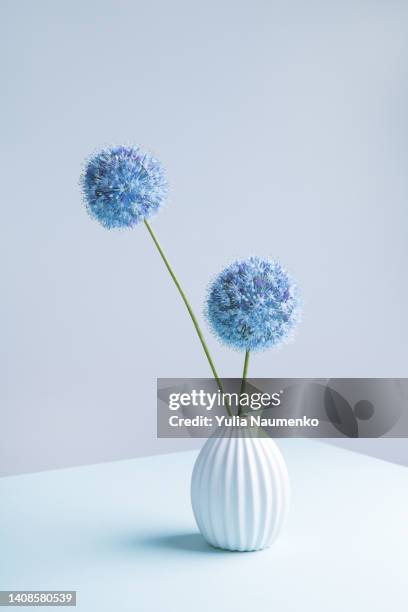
[81,146,168,229]
[206,257,301,352]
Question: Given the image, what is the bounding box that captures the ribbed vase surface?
[191,427,290,552]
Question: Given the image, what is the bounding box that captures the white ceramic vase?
[191,427,290,552]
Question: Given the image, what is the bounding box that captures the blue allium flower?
[81,146,168,229]
[206,257,301,352]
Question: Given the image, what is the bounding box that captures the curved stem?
[144,219,231,417]
[238,350,250,416]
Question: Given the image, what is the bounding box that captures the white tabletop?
[1,440,407,611]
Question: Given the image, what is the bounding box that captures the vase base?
[203,535,275,553]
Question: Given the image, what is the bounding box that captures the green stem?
[238,350,250,416]
[144,219,231,417]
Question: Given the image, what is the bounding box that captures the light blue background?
[1,442,408,611]
[2,0,408,475]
